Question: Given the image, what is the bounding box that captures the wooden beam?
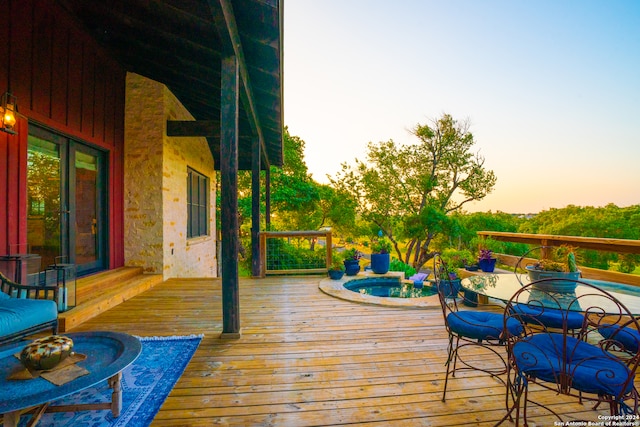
[220,55,241,339]
[166,120,219,138]
[208,0,270,169]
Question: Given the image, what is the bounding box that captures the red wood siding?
[0,119,27,255]
[0,0,126,268]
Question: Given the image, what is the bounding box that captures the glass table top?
[461,273,640,314]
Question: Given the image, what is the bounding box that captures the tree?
[518,204,640,271]
[235,127,321,232]
[231,127,357,265]
[452,211,527,255]
[265,128,356,232]
[330,113,496,270]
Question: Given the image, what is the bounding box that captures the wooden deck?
[70,276,616,426]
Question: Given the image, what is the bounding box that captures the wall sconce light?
[0,91,18,135]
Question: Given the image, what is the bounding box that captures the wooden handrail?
[477,231,640,287]
[477,231,640,254]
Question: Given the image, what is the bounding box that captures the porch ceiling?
[57,0,283,170]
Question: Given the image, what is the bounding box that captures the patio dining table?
[460,273,640,315]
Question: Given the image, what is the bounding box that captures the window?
[187,168,209,238]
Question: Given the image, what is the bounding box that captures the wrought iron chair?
[499,279,640,425]
[434,254,523,403]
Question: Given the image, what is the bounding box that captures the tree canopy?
[330,113,496,269]
[234,127,356,237]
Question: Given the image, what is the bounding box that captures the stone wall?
[124,73,217,279]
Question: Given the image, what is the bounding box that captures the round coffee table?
[0,331,141,426]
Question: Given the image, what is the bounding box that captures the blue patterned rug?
[18,334,203,427]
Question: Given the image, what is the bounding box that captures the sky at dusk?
[283,0,640,214]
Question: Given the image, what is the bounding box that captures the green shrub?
[266,238,326,271]
[389,259,416,277]
[440,248,474,269]
[330,250,345,271]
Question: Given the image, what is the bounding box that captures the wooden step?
[75,266,145,304]
[58,270,163,332]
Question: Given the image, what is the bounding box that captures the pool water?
[585,278,640,296]
[344,277,436,298]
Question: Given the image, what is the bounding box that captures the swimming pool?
[318,274,441,308]
[343,277,437,298]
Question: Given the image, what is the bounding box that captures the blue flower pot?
[343,259,360,276]
[328,269,345,280]
[432,278,461,298]
[370,253,390,274]
[478,258,496,272]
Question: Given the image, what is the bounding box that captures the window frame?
[187,167,209,239]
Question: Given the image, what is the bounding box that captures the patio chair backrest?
[503,279,640,417]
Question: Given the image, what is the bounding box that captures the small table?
[461,273,640,315]
[0,331,141,426]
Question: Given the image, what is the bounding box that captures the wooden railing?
[259,231,332,277]
[476,231,640,287]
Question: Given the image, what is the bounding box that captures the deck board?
[71,276,617,426]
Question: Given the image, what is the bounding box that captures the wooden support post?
[251,136,261,278]
[220,55,241,339]
[265,166,271,230]
[326,232,333,269]
[541,240,550,260]
[260,232,267,277]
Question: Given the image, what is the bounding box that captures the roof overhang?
[57,0,284,170]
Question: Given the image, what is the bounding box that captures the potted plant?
[370,238,392,274]
[525,246,581,292]
[434,266,462,298]
[342,248,362,276]
[477,249,497,272]
[464,261,480,272]
[434,249,471,298]
[328,252,345,280]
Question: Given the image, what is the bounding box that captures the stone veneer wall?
[124,73,217,279]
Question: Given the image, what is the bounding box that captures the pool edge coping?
[318,271,440,309]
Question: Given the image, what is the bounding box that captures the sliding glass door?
[27,126,107,276]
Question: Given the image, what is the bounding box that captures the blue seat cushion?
[0,298,58,338]
[447,311,523,341]
[599,324,640,353]
[513,304,584,330]
[513,333,633,397]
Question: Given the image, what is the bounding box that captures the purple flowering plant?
[478,249,494,261]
